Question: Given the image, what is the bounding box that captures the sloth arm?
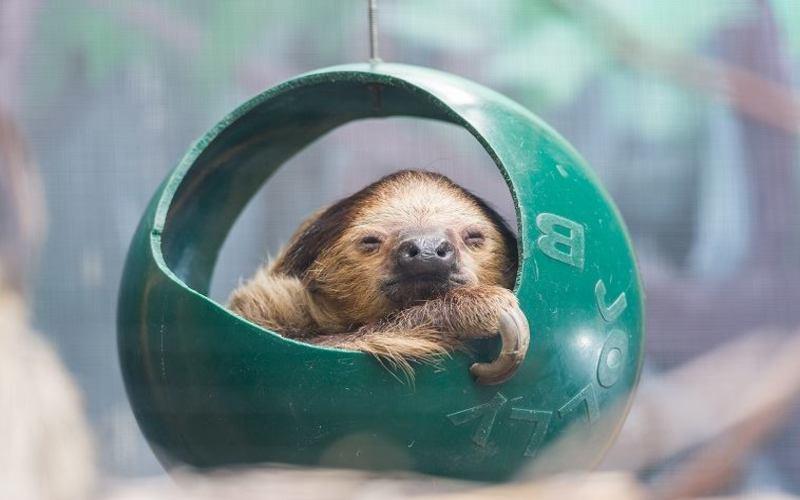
[312,284,530,384]
[228,268,318,338]
[228,206,330,335]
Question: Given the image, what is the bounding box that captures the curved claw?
[470,306,530,385]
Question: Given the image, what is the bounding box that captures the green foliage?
[200,0,351,74]
[28,1,156,101]
[771,0,800,57]
[26,0,787,141]
[489,15,607,107]
[604,70,704,142]
[383,0,752,140]
[383,0,519,51]
[599,0,752,51]
[504,0,749,137]
[28,0,357,105]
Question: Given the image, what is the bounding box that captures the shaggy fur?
[228,170,520,375]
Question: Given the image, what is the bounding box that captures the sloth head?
[276,170,517,328]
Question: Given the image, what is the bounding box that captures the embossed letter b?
[535,213,585,269]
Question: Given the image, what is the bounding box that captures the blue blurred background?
[2,0,800,493]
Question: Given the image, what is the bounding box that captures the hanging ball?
[118,64,644,481]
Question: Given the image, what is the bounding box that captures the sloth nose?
[395,235,455,276]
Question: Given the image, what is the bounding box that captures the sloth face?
[350,200,502,308]
[305,172,517,323]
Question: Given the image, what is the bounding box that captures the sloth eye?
[359,235,383,252]
[464,229,486,247]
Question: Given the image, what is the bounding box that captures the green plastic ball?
[118,63,644,482]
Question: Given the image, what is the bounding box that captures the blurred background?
[2,0,800,497]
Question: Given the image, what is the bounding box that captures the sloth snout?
[394,233,455,277]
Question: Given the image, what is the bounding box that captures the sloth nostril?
[436,240,453,258]
[407,245,420,258]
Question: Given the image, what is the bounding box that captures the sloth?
[228,170,530,384]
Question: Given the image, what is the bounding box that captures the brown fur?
[228,170,519,376]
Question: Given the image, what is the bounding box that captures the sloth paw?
[470,305,530,385]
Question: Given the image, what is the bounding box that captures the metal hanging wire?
[368,0,381,63]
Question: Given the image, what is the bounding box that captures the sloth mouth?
[383,273,467,287]
[382,273,467,305]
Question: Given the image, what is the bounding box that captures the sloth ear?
[274,187,374,277]
[276,213,344,277]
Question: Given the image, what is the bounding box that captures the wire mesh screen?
[2,0,800,497]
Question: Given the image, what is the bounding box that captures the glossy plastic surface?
[118,63,644,481]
